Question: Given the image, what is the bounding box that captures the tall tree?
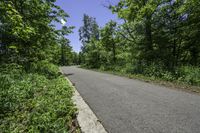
[101,20,117,64]
[0,0,73,66]
[178,0,200,66]
[111,0,161,64]
[79,14,99,51]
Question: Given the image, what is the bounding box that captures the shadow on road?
[63,73,74,77]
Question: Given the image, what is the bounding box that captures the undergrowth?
[0,62,78,133]
[81,64,200,93]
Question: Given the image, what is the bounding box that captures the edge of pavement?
[60,69,108,133]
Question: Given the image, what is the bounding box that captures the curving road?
[61,66,200,133]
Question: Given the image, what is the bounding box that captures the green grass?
[0,63,80,133]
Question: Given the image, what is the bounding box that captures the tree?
[0,0,75,66]
[100,20,117,64]
[111,0,160,63]
[79,14,99,51]
[178,0,200,66]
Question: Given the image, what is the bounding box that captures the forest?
[78,0,200,86]
[0,0,200,132]
[0,0,79,132]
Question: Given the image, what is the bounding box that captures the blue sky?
[55,0,120,52]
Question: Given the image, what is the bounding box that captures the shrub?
[98,63,200,86]
[123,63,135,74]
[0,63,76,132]
[177,66,200,86]
[161,71,174,81]
[30,60,60,79]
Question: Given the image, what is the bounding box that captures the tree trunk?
[112,42,116,64]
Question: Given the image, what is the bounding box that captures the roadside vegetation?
[0,63,78,132]
[78,0,200,89]
[0,0,79,132]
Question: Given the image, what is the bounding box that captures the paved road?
[61,66,200,133]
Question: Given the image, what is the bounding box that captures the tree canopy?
[0,0,76,66]
[79,0,200,86]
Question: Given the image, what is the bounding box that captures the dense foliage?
[79,0,200,86]
[0,63,77,132]
[0,0,77,66]
[0,0,78,132]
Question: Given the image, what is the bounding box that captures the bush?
[143,63,162,77]
[161,71,174,81]
[0,63,76,132]
[30,60,60,79]
[123,63,135,74]
[98,63,200,86]
[177,66,200,86]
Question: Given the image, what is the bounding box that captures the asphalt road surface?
[61,66,200,133]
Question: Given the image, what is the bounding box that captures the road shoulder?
[63,74,107,133]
